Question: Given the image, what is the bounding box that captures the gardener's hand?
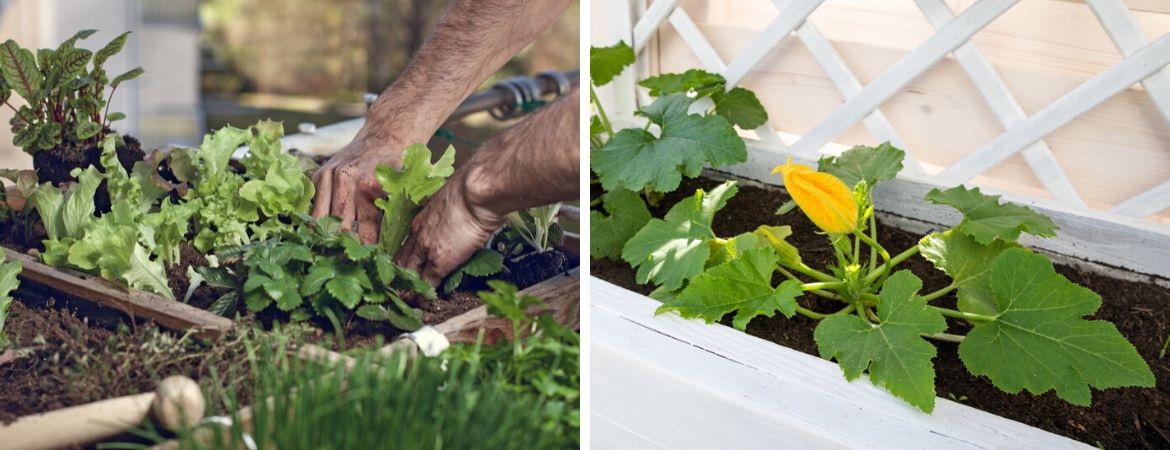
[311,129,405,244]
[396,168,503,286]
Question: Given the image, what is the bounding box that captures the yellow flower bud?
[772,157,858,234]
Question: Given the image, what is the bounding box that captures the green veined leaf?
[340,233,376,261]
[124,244,174,300]
[926,185,1057,244]
[110,66,144,87]
[301,259,338,297]
[589,189,651,260]
[443,248,505,294]
[592,94,746,193]
[0,40,41,102]
[958,249,1154,406]
[58,29,97,50]
[918,230,1015,315]
[93,31,130,68]
[817,142,906,190]
[326,276,364,309]
[75,120,100,140]
[638,69,724,97]
[622,181,737,290]
[61,166,104,238]
[590,41,634,86]
[0,260,22,345]
[712,87,768,129]
[55,47,92,79]
[814,270,947,412]
[660,246,803,330]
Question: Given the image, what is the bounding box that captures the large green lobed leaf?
[589,189,651,260]
[660,246,803,330]
[622,181,737,290]
[926,185,1057,244]
[817,142,905,190]
[814,270,947,412]
[590,42,635,86]
[918,230,1016,316]
[592,94,746,193]
[958,249,1153,405]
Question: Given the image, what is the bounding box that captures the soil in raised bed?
[592,176,1170,450]
[0,297,274,424]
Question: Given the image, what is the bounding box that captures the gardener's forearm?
[463,88,580,216]
[362,0,571,145]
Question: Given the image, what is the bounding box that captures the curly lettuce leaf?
[0,259,21,349]
[375,144,455,256]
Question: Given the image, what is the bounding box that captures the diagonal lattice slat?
[915,0,1086,207]
[619,0,1170,222]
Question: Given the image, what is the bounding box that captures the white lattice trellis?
[594,0,1170,278]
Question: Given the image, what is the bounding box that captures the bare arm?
[312,0,572,242]
[397,88,580,286]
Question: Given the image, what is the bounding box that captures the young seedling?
[0,259,21,350]
[633,143,1153,412]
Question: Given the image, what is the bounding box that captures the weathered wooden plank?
[3,248,233,339]
[435,269,580,344]
[591,279,1092,449]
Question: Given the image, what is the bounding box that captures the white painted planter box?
[591,279,1092,449]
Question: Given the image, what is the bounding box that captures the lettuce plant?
[0,259,21,350]
[26,136,173,298]
[1,30,141,152]
[374,144,454,257]
[169,120,315,252]
[622,143,1153,412]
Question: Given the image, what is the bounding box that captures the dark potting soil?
[591,176,1170,449]
[165,242,221,309]
[457,247,579,293]
[31,134,143,187]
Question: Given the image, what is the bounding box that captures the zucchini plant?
[589,46,1155,412]
[589,41,766,262]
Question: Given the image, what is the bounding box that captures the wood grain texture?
[590,279,1092,449]
[655,0,1170,221]
[2,248,233,338]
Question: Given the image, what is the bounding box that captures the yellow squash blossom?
[773,157,858,234]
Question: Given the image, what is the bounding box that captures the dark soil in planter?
[592,176,1170,450]
[458,247,579,293]
[32,134,144,214]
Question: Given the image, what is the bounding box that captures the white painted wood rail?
[591,0,1170,278]
[591,279,1091,449]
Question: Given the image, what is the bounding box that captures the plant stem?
[795,305,830,320]
[920,283,957,302]
[923,332,966,343]
[853,229,892,287]
[589,197,602,207]
[807,289,845,302]
[868,214,878,273]
[802,281,844,291]
[931,306,995,323]
[862,245,921,285]
[792,262,837,283]
[589,85,614,137]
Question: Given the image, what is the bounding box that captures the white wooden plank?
[789,0,1018,156]
[940,32,1170,182]
[667,8,727,73]
[771,0,923,174]
[591,279,1092,450]
[914,0,1086,207]
[632,0,676,53]
[706,139,1170,279]
[722,0,824,89]
[1089,0,1170,124]
[1111,178,1170,218]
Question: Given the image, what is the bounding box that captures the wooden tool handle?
[0,393,155,450]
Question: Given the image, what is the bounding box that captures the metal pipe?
[259,69,579,159]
